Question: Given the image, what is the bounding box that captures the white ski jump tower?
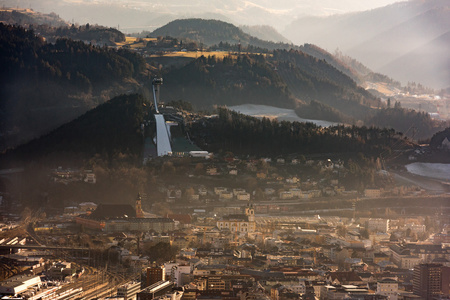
[152,78,173,156]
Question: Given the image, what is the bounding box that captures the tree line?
[189,107,407,157]
[367,104,446,141]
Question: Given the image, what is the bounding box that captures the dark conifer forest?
[190,107,409,157]
[0,23,145,149]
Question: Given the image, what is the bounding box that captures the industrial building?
[137,281,174,300]
[75,200,175,232]
[0,274,41,296]
[117,281,141,300]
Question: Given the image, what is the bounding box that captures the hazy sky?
[55,0,402,12]
[1,0,407,32]
[54,0,404,15]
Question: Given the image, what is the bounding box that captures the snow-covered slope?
[229,104,339,127]
[405,162,450,181]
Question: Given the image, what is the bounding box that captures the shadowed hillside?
[0,23,145,150]
[3,94,148,166]
[272,50,381,120]
[161,54,299,109]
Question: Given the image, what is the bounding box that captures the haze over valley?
[2,0,449,89]
[0,2,450,300]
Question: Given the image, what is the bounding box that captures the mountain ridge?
[283,0,450,88]
[378,30,450,90]
[239,25,291,44]
[150,18,297,51]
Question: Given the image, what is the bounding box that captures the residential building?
[377,279,398,300]
[364,189,381,198]
[147,266,166,287]
[413,264,442,300]
[368,219,390,233]
[236,192,251,201]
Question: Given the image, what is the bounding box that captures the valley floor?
[229,104,339,127]
[390,169,450,193]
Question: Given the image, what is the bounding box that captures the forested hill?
[0,24,145,151]
[150,18,411,99]
[159,50,441,140]
[161,54,299,109]
[298,44,361,84]
[160,52,379,121]
[368,105,445,141]
[35,24,125,45]
[190,107,410,157]
[3,94,148,166]
[151,19,382,122]
[430,127,450,149]
[0,8,125,44]
[271,50,381,120]
[151,19,297,51]
[0,8,67,27]
[2,94,411,167]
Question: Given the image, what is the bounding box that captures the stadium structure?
[142,78,209,163]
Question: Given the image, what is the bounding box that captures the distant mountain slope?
[297,44,361,84]
[0,0,404,34]
[332,49,402,90]
[347,6,450,70]
[151,18,296,50]
[240,25,290,43]
[283,0,450,89]
[272,50,380,120]
[0,8,68,27]
[377,30,450,90]
[284,0,445,51]
[0,8,126,45]
[39,24,125,45]
[150,18,389,88]
[158,50,381,123]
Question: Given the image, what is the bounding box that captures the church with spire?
[216,203,256,234]
[136,193,144,218]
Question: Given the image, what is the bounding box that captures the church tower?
[136,193,144,218]
[245,203,255,223]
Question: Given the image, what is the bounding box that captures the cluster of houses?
[1,196,450,300]
[153,156,427,211]
[50,167,96,184]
